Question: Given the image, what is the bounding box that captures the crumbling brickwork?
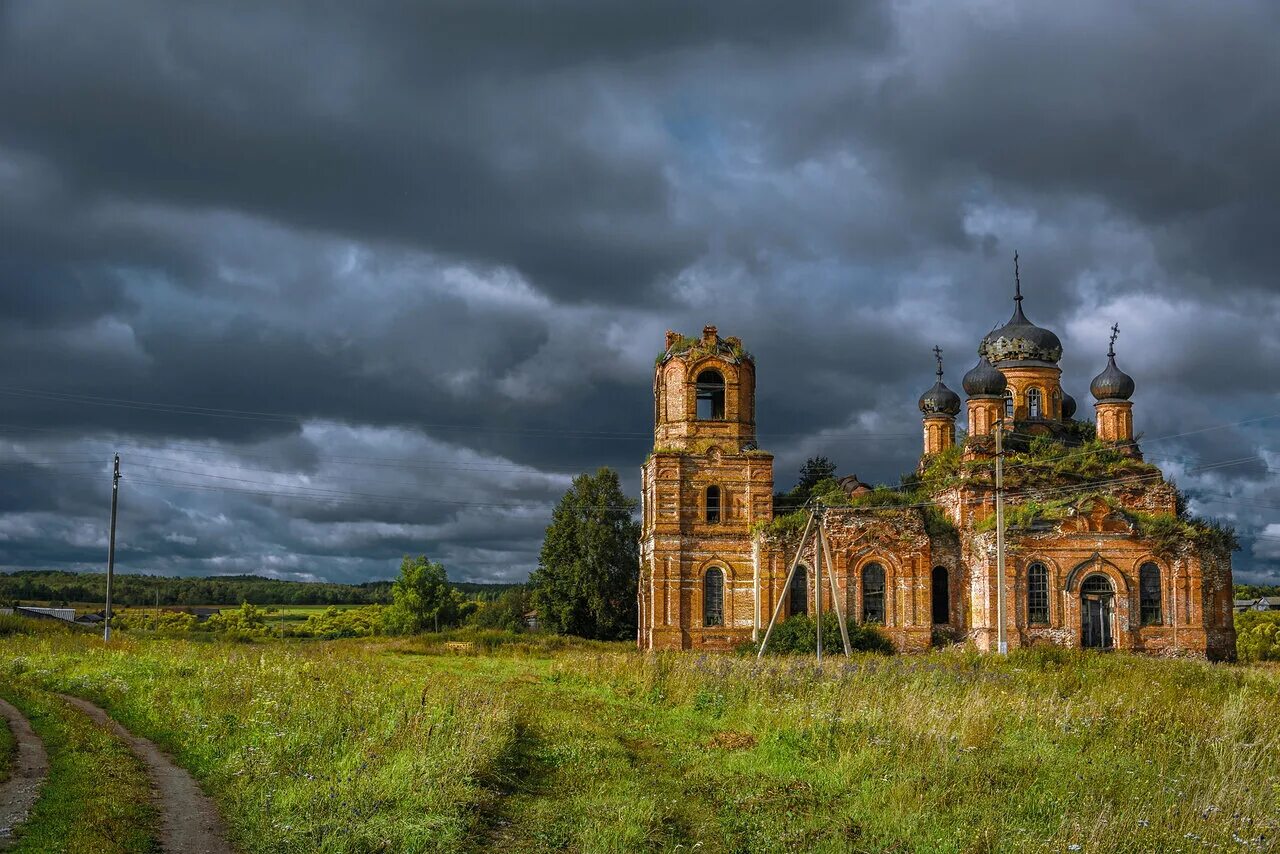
[637,320,1236,660]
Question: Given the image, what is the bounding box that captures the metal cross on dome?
[933,345,944,378]
[1109,322,1120,356]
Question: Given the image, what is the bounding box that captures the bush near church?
[1235,610,1280,663]
[746,613,894,655]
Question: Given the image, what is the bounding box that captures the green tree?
[530,467,640,640]
[468,586,533,631]
[773,456,840,513]
[383,555,465,634]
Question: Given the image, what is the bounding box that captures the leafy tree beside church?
[531,467,640,640]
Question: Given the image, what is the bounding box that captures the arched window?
[703,567,724,627]
[1027,387,1043,419]
[705,486,721,523]
[931,566,949,624]
[1140,562,1162,626]
[862,563,885,624]
[1081,574,1113,596]
[1051,388,1061,417]
[1004,388,1014,418]
[696,370,725,420]
[789,565,808,617]
[1027,562,1049,624]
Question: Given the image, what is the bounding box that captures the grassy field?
[1,625,1278,853]
[52,603,366,621]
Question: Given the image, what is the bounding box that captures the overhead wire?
[0,386,1274,541]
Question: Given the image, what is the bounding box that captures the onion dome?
[1090,324,1135,401]
[1062,391,1078,419]
[962,356,1007,397]
[919,346,961,416]
[977,254,1063,366]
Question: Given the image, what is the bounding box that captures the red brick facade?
[637,323,1236,661]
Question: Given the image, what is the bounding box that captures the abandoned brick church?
[638,276,1237,660]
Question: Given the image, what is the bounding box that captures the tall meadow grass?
[3,633,519,854]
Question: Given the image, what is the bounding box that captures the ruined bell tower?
[638,326,773,650]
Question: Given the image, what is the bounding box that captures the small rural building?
[9,606,77,622]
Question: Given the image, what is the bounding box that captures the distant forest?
[1235,584,1280,600]
[0,570,518,607]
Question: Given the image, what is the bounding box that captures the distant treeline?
[0,570,518,607]
[1235,584,1280,600]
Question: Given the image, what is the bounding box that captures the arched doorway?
[931,566,949,624]
[1080,573,1114,650]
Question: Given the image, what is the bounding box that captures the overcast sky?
[1,1,1277,585]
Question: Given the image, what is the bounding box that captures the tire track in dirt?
[57,695,234,854]
[0,698,49,849]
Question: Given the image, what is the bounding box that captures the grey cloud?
[0,0,1276,583]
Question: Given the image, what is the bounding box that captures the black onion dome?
[962,357,1007,397]
[919,347,961,416]
[1090,354,1135,401]
[919,380,961,416]
[1062,391,1078,419]
[977,262,1063,365]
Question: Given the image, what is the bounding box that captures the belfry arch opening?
[696,370,725,420]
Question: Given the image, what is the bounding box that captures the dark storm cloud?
[0,0,1277,583]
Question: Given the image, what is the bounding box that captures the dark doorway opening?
[931,566,949,624]
[1080,573,1114,650]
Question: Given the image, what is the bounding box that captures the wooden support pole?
[756,509,815,660]
[815,503,823,663]
[820,524,853,657]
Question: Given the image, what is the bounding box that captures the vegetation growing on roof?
[1125,511,1239,557]
[758,438,1232,552]
[1060,418,1097,443]
[755,475,957,541]
[752,509,809,540]
[966,489,1239,556]
[654,335,752,366]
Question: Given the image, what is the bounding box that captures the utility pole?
[994,421,1007,655]
[814,501,823,664]
[104,453,120,642]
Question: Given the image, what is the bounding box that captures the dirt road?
[0,698,49,849]
[57,695,234,854]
